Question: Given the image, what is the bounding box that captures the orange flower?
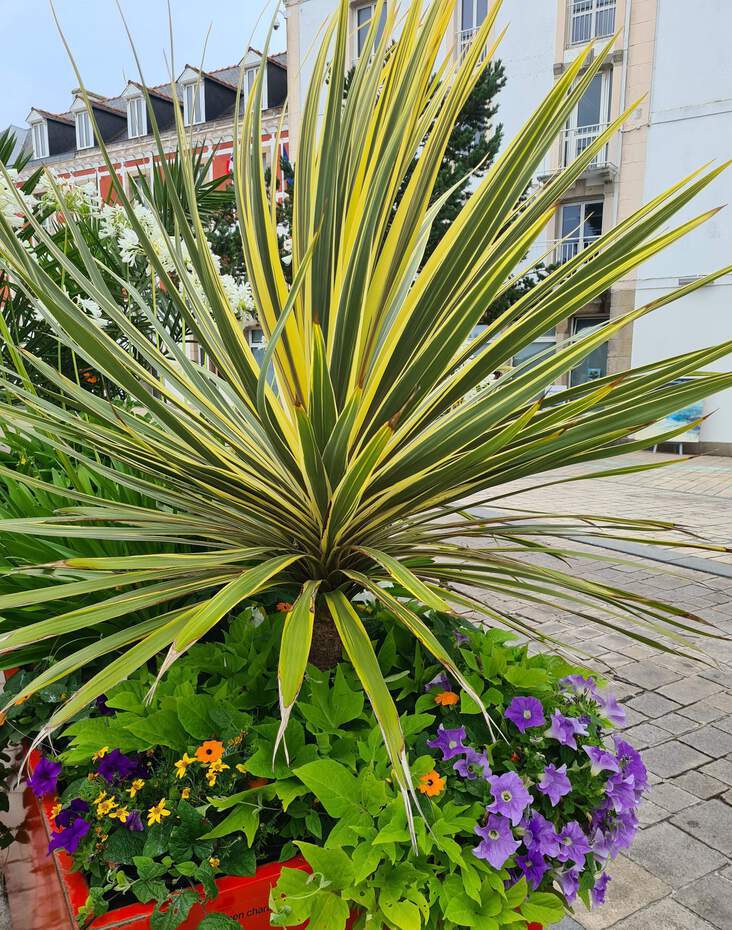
[434,691,459,707]
[195,740,225,764]
[276,602,294,613]
[418,770,446,798]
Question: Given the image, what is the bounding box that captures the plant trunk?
[309,610,343,670]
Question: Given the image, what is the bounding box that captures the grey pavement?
[474,453,732,929]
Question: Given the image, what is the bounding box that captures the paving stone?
[655,712,697,735]
[648,781,700,813]
[679,725,732,757]
[617,706,647,730]
[671,770,727,800]
[621,722,670,749]
[570,855,670,929]
[619,661,681,690]
[637,797,669,827]
[724,789,732,805]
[678,702,724,724]
[700,667,732,687]
[625,822,725,887]
[672,799,732,856]
[627,692,680,720]
[642,741,712,779]
[675,872,732,930]
[707,690,732,713]
[603,682,640,703]
[699,758,732,786]
[610,898,717,930]
[711,715,732,735]
[553,918,582,930]
[658,676,723,706]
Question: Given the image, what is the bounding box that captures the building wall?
[631,0,732,448]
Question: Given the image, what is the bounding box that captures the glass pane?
[596,0,616,38]
[357,6,372,54]
[571,0,593,44]
[461,0,474,31]
[513,341,553,369]
[583,202,603,239]
[477,0,488,24]
[576,74,602,128]
[561,204,581,238]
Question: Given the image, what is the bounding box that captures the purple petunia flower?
[591,871,611,907]
[504,696,546,733]
[424,672,452,693]
[606,773,637,814]
[55,799,90,829]
[537,763,572,807]
[427,725,468,761]
[516,848,548,889]
[613,808,639,850]
[556,867,581,903]
[125,810,144,832]
[599,692,626,726]
[546,710,588,750]
[613,737,648,797]
[94,694,115,717]
[454,747,491,780]
[556,821,591,868]
[522,811,560,858]
[28,757,61,799]
[474,813,521,869]
[453,628,470,646]
[591,827,615,863]
[584,745,620,777]
[48,817,90,855]
[486,772,532,826]
[561,674,599,697]
[97,749,137,783]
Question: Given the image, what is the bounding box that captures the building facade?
[284,0,732,450]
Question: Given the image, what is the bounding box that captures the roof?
[181,64,239,92]
[127,80,176,103]
[28,108,74,126]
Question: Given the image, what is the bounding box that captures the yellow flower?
[235,763,248,774]
[97,797,118,817]
[208,857,220,869]
[205,759,230,787]
[181,787,191,799]
[92,746,109,761]
[50,803,62,820]
[109,806,129,824]
[94,790,107,805]
[128,779,145,798]
[174,753,195,780]
[147,799,171,826]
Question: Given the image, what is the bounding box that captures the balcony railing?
[567,0,617,47]
[561,123,615,170]
[458,27,488,61]
[546,236,601,266]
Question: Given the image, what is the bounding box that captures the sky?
[1,0,287,129]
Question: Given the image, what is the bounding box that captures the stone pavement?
[476,452,732,929]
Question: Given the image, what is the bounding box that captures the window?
[75,110,94,150]
[248,328,265,348]
[127,96,147,139]
[558,201,603,262]
[184,81,205,126]
[244,68,257,97]
[460,0,488,33]
[31,122,48,159]
[355,2,387,57]
[563,72,612,166]
[569,0,616,46]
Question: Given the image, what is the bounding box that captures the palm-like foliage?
[0,0,730,825]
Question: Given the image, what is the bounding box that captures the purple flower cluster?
[28,756,61,799]
[427,687,647,912]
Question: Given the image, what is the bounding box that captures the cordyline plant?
[0,0,730,831]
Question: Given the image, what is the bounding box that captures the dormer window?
[75,110,94,150]
[31,121,49,159]
[127,96,147,139]
[183,81,205,126]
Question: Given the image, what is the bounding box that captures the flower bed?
[6,604,644,930]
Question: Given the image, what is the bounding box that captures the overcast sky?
[1,0,287,129]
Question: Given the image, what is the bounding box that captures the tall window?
[558,201,603,262]
[127,96,147,139]
[184,81,205,126]
[563,72,611,166]
[355,2,387,57]
[31,122,48,159]
[460,0,489,33]
[75,111,94,150]
[569,0,616,46]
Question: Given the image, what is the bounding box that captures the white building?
[284,0,732,451]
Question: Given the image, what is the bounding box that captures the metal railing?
[458,27,489,61]
[567,0,617,46]
[561,123,615,170]
[546,236,601,265]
